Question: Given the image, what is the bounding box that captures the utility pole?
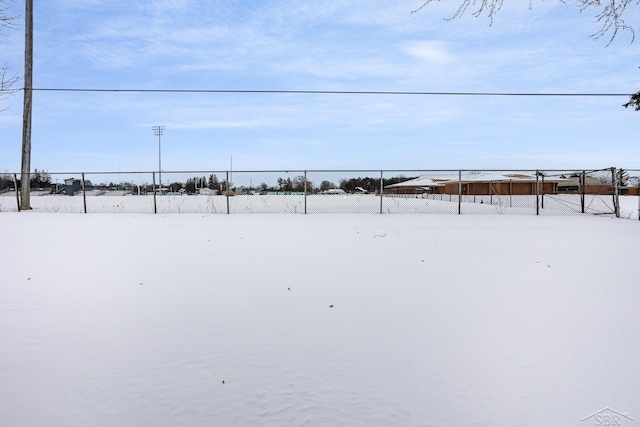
[152,125,165,193]
[20,0,33,210]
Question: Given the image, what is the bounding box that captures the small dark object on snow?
[329,304,334,308]
[222,380,225,384]
[288,287,291,291]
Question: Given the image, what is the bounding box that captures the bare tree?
[0,0,20,111]
[0,65,19,110]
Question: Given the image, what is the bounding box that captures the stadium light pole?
[152,125,165,193]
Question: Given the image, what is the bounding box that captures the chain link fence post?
[611,167,616,213]
[541,173,545,210]
[152,172,157,214]
[81,172,87,213]
[380,170,384,214]
[226,170,230,215]
[304,170,308,214]
[458,170,462,215]
[612,167,620,218]
[579,171,585,214]
[509,179,513,208]
[536,171,540,215]
[14,173,20,212]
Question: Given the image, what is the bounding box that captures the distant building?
[322,188,346,195]
[64,178,81,196]
[199,188,218,196]
[619,186,640,196]
[386,172,563,196]
[556,176,612,194]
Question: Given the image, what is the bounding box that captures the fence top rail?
[8,167,628,176]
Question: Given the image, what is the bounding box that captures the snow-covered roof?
[387,172,566,188]
[386,176,448,188]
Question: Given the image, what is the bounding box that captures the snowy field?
[1,192,638,219]
[1,211,640,426]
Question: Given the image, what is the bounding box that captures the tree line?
[175,174,415,194]
[0,172,416,195]
[1,168,51,191]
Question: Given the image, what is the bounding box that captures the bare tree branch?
[0,64,20,111]
[0,0,20,112]
[412,0,639,43]
[578,0,637,45]
[412,0,507,24]
[0,0,18,30]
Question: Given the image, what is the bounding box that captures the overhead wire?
[27,88,631,97]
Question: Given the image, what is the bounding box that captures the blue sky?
[0,0,639,173]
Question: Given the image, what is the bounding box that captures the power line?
[28,87,632,97]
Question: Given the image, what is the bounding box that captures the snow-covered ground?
[1,212,639,426]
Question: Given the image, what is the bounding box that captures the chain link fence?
[1,168,638,219]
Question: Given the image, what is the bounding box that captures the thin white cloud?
[403,40,455,66]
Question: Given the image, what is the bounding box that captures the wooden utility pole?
[20,0,33,210]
